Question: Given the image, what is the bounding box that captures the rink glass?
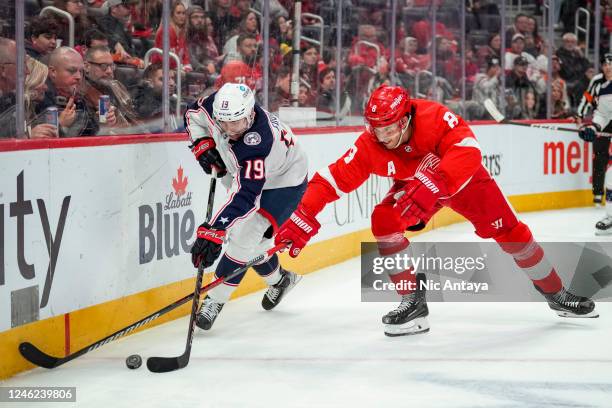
[1,0,606,137]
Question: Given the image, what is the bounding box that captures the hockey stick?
[483,98,612,138]
[18,242,287,370]
[145,173,217,373]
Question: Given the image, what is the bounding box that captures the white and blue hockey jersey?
[184,93,308,231]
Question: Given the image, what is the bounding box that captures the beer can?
[99,95,110,124]
[45,107,59,128]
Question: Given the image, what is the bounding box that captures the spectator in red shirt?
[411,15,454,53]
[348,25,388,69]
[395,36,431,76]
[154,0,191,71]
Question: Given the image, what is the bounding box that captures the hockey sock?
[495,222,563,294]
[253,254,282,285]
[532,269,563,294]
[208,255,247,303]
[388,267,417,295]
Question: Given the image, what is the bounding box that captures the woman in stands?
[25,58,58,138]
[52,0,96,45]
[154,0,192,71]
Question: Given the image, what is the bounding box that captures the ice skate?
[595,215,612,235]
[382,275,429,336]
[262,268,302,310]
[196,295,224,330]
[535,285,599,318]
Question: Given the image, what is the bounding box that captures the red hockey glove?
[275,205,321,258]
[393,168,448,221]
[190,137,227,177]
[191,223,226,268]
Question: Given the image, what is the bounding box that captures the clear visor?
[365,116,409,143]
[217,117,250,139]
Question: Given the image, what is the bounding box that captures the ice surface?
[3,207,612,407]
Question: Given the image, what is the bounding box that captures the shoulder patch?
[244,132,261,146]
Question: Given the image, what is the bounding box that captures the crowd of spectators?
[0,0,610,138]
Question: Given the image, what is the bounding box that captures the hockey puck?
[126,354,142,369]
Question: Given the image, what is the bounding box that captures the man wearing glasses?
[82,45,142,132]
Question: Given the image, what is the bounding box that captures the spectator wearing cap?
[556,32,591,104]
[97,0,138,60]
[505,13,530,48]
[472,56,501,106]
[25,16,60,64]
[504,33,535,73]
[187,6,220,74]
[506,55,539,119]
[36,46,106,137]
[154,0,192,72]
[82,45,142,132]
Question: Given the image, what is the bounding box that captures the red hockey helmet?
[364,85,412,128]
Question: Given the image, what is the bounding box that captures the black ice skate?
[262,268,302,310]
[382,274,429,337]
[595,215,612,235]
[535,285,599,318]
[196,295,224,330]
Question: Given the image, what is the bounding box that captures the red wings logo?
[172,166,188,197]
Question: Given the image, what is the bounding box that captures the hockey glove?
[275,204,321,258]
[578,125,598,143]
[191,223,226,268]
[393,168,448,221]
[190,137,227,177]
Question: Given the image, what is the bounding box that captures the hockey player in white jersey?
[184,83,308,330]
[577,54,612,234]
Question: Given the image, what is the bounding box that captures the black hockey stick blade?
[145,242,287,373]
[19,342,62,369]
[146,354,185,373]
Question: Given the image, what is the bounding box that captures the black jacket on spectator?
[36,81,99,137]
[131,83,177,133]
[208,10,240,49]
[556,47,590,83]
[25,41,46,63]
[506,71,538,119]
[0,93,17,138]
[97,14,136,56]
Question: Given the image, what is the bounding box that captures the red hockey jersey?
[302,98,484,215]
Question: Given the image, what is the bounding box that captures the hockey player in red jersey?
[275,85,598,336]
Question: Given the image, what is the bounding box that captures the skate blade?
[384,317,430,337]
[555,309,600,318]
[594,229,612,236]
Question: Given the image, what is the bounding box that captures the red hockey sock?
[532,269,563,294]
[388,268,417,295]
